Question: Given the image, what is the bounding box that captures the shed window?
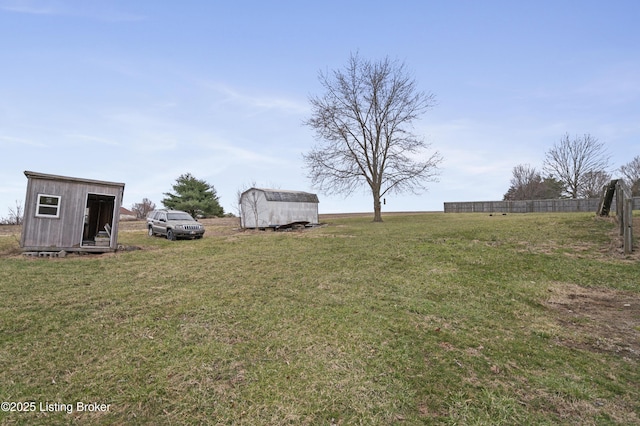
[36,194,61,218]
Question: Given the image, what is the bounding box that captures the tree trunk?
[373,192,383,222]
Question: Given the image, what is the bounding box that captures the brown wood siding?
[21,174,124,252]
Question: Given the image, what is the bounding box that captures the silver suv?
[147,210,205,240]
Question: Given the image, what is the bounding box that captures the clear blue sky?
[1,0,638,216]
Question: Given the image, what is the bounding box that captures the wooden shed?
[240,188,319,229]
[21,171,125,253]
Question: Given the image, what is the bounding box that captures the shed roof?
[120,206,135,216]
[245,188,319,203]
[24,171,125,188]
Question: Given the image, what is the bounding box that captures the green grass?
[0,212,638,425]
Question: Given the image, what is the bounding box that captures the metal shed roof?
[247,188,319,203]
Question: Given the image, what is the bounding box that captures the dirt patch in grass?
[544,283,640,360]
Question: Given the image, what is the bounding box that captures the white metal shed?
[240,188,319,229]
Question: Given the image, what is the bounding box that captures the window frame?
[35,193,61,218]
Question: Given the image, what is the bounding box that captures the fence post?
[616,181,625,236]
[598,179,618,216]
[624,197,633,255]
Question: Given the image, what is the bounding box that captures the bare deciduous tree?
[131,198,156,219]
[543,133,610,199]
[1,200,24,225]
[504,164,541,200]
[619,155,640,196]
[303,54,442,222]
[579,170,611,198]
[503,165,564,200]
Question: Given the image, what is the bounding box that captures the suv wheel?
[148,227,154,237]
[167,229,176,241]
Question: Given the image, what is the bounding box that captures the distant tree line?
[504,134,640,201]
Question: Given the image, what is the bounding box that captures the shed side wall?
[266,201,318,226]
[240,189,319,227]
[240,190,269,228]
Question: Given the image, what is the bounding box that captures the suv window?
[167,212,195,221]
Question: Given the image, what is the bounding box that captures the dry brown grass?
[544,282,640,360]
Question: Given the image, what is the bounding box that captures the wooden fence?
[597,179,635,255]
[445,197,640,214]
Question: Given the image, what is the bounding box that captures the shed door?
[82,194,115,246]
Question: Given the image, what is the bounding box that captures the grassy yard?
[0,212,638,425]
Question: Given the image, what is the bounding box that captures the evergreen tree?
[162,173,224,218]
[539,176,564,199]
